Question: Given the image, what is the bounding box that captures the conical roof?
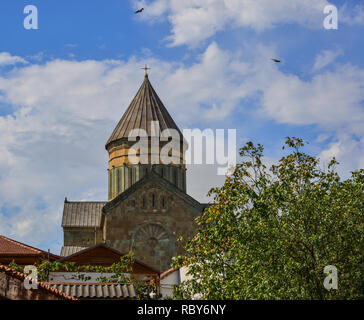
[106,75,182,149]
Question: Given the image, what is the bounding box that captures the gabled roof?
[60,246,88,257]
[45,282,135,299]
[62,201,106,228]
[0,235,59,260]
[105,75,183,149]
[103,168,205,213]
[57,244,160,274]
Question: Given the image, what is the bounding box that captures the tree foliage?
[37,250,135,282]
[173,137,363,299]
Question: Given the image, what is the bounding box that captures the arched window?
[116,168,120,193]
[108,169,112,199]
[173,168,177,185]
[128,166,132,187]
[152,194,155,208]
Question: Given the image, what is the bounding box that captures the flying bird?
[135,8,144,14]
[271,58,281,63]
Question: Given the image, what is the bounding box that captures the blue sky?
[0,0,363,253]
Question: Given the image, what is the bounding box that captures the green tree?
[173,137,363,299]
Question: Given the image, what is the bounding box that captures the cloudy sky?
[0,0,363,253]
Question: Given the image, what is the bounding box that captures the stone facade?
[63,227,103,248]
[103,175,203,272]
[61,171,205,272]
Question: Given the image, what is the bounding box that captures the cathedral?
[60,71,207,272]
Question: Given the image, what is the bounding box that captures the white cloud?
[340,3,364,26]
[255,49,364,177]
[260,64,364,128]
[0,44,251,124]
[319,133,364,176]
[0,52,27,66]
[312,49,343,72]
[27,52,45,62]
[134,1,364,47]
[134,0,330,46]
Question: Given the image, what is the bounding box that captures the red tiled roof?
[0,235,59,259]
[0,264,77,300]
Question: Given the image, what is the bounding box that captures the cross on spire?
[141,64,151,77]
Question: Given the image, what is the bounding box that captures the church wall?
[104,181,200,272]
[63,227,103,247]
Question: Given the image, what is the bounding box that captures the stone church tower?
[61,72,207,272]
